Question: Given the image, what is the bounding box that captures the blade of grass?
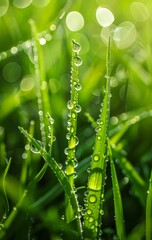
[111,145,146,206]
[18,126,83,238]
[146,171,152,240]
[108,141,126,240]
[1,158,11,218]
[83,39,111,239]
[29,19,52,147]
[65,39,82,223]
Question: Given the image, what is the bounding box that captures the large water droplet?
[89,195,97,203]
[74,56,82,67]
[87,209,92,215]
[93,154,100,162]
[30,143,40,154]
[72,39,81,52]
[75,104,81,113]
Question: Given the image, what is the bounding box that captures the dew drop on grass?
[58,163,63,169]
[74,56,82,67]
[89,195,97,203]
[93,154,100,162]
[75,83,82,91]
[75,104,81,113]
[87,209,92,215]
[72,39,81,53]
[97,135,102,141]
[67,100,74,110]
[71,112,76,119]
[30,143,40,154]
[64,147,69,155]
[88,216,94,223]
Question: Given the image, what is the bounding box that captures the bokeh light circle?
[113,21,137,49]
[0,0,9,17]
[96,7,114,27]
[32,0,51,8]
[66,11,84,32]
[13,0,32,9]
[131,2,149,22]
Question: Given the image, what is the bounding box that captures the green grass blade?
[108,142,126,240]
[111,145,146,206]
[29,19,51,147]
[83,39,111,239]
[146,171,152,240]
[1,158,11,217]
[18,126,83,238]
[65,39,82,223]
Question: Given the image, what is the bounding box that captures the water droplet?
[69,136,79,149]
[75,83,82,91]
[38,110,43,116]
[30,143,40,154]
[75,104,81,113]
[70,126,75,133]
[67,100,74,110]
[99,209,104,215]
[89,195,97,203]
[88,216,94,223]
[90,224,95,229]
[87,209,92,215]
[72,39,81,52]
[58,163,63,169]
[97,135,102,141]
[11,47,18,54]
[71,112,76,119]
[74,56,82,67]
[93,154,100,162]
[66,133,70,140]
[64,148,69,155]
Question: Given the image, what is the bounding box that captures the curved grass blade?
[0,158,11,218]
[146,171,152,240]
[111,145,146,206]
[83,39,111,239]
[18,126,83,238]
[65,39,82,223]
[108,141,126,240]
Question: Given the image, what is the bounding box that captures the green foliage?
[0,1,152,240]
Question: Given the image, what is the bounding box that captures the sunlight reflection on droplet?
[13,0,32,9]
[66,11,84,32]
[20,75,35,91]
[131,2,149,22]
[96,7,114,27]
[32,0,50,8]
[0,0,9,17]
[113,21,137,49]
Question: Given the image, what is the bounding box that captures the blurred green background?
[0,0,152,239]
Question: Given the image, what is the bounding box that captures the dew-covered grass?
[0,1,152,240]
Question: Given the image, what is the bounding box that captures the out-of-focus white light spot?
[66,11,84,32]
[13,0,32,9]
[100,24,116,45]
[96,7,114,27]
[0,0,9,17]
[39,38,46,45]
[131,2,149,22]
[20,75,35,91]
[110,76,118,88]
[113,21,137,49]
[32,0,51,8]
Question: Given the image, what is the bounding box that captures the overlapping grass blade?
[83,39,111,239]
[18,126,83,238]
[108,142,126,240]
[146,171,152,240]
